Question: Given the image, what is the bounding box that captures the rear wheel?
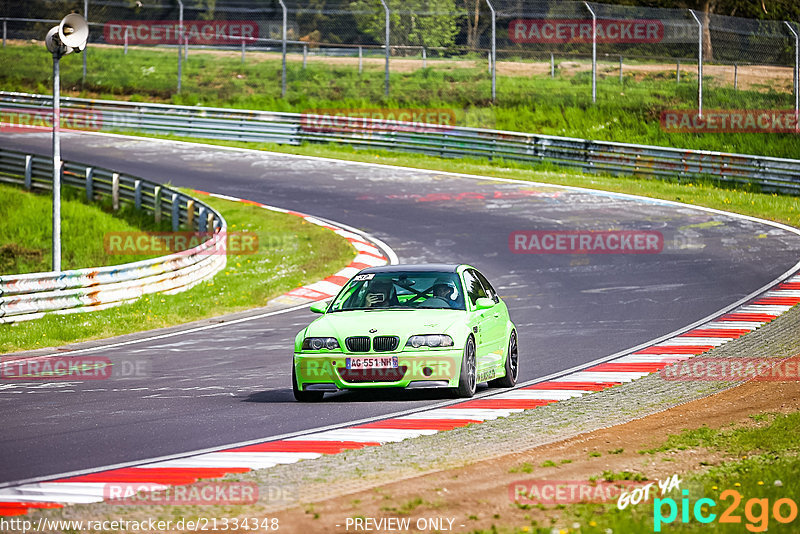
[489,330,519,388]
[454,336,477,398]
[293,366,324,402]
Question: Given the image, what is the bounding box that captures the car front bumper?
[293,349,463,391]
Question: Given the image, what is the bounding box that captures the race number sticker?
[353,274,375,281]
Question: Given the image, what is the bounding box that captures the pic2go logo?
[653,489,799,532]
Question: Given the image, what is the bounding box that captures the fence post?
[785,21,799,130]
[676,59,680,83]
[689,9,703,118]
[111,173,120,211]
[171,193,180,231]
[584,1,597,103]
[82,0,88,84]
[177,0,183,94]
[2,20,6,48]
[379,0,390,96]
[22,155,32,190]
[358,45,363,74]
[303,44,307,69]
[488,51,491,73]
[733,63,737,90]
[124,26,129,55]
[422,46,426,68]
[278,0,287,97]
[184,34,189,60]
[619,55,623,84]
[134,179,141,209]
[85,166,93,201]
[551,52,554,78]
[486,0,496,103]
[241,38,245,64]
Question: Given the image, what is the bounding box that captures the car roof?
[359,263,462,274]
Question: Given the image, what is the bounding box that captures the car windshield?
[329,271,466,312]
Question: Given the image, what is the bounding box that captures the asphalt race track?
[2,131,800,484]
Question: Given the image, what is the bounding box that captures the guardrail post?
[733,63,738,90]
[584,2,597,104]
[85,166,93,201]
[207,212,216,233]
[134,179,141,209]
[303,44,307,69]
[124,26,130,55]
[551,52,555,78]
[358,46,363,74]
[184,34,189,60]
[422,46,426,69]
[379,0,390,96]
[278,0,287,98]
[619,55,623,84]
[186,199,195,229]
[241,38,245,64]
[676,59,680,83]
[154,185,162,224]
[111,173,120,210]
[3,20,6,48]
[198,206,207,232]
[689,9,703,118]
[24,155,32,190]
[171,193,180,231]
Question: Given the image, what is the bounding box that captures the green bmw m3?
[292,264,518,402]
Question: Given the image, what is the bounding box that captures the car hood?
[305,309,466,340]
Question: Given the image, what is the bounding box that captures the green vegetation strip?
[1,42,798,159]
[0,183,170,274]
[0,189,355,354]
[540,412,800,534]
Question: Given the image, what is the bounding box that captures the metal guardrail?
[0,147,227,323]
[2,91,799,194]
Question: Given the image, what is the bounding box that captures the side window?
[474,270,499,303]
[462,269,487,307]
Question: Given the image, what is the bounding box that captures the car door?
[471,269,506,367]
[462,269,503,373]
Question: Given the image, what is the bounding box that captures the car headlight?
[406,334,454,348]
[302,337,340,351]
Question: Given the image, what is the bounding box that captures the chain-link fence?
[1,0,799,114]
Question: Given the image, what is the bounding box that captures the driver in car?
[424,278,460,309]
[365,279,397,308]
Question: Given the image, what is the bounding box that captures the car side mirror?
[310,301,329,314]
[475,297,495,310]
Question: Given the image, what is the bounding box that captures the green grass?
[496,411,800,534]
[0,191,355,353]
[0,183,171,274]
[2,42,799,159]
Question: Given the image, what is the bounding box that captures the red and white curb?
[2,273,798,516]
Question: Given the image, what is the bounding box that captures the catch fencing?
[0,145,227,323]
[1,1,798,109]
[2,91,799,196]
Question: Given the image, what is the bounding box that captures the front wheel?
[293,366,324,402]
[454,336,477,398]
[489,330,519,388]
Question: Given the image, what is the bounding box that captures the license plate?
[346,357,399,369]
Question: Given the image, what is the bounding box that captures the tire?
[489,330,519,388]
[293,366,324,402]
[454,336,477,398]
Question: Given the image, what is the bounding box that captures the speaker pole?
[52,50,61,272]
